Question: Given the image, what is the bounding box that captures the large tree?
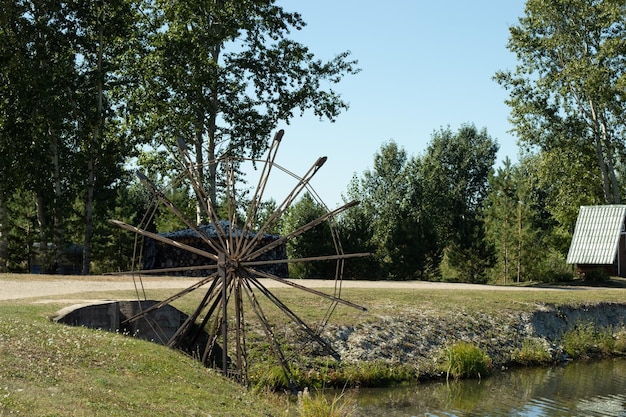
[495,0,626,204]
[484,158,536,283]
[1,1,142,273]
[343,142,438,280]
[71,0,139,274]
[420,125,499,244]
[420,124,498,282]
[125,0,358,223]
[0,0,79,271]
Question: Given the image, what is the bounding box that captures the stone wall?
[143,223,288,278]
[52,300,210,357]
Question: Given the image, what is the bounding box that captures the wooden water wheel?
[110,130,367,389]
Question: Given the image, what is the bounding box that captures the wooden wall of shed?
[576,264,620,278]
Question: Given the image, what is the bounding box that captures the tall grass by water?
[441,342,492,380]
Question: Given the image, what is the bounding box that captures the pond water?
[349,358,626,416]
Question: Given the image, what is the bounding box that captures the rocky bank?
[325,302,626,378]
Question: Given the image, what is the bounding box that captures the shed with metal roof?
[566,205,626,277]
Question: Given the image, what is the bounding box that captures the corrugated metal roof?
[566,205,626,265]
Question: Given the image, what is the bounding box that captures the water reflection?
[352,358,626,416]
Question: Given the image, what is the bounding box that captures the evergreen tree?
[281,193,335,279]
[485,158,536,283]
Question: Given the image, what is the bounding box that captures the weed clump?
[511,338,552,366]
[562,321,618,359]
[440,341,492,380]
[296,387,357,417]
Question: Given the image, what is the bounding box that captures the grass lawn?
[2,274,626,415]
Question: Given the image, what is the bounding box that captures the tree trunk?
[52,133,63,271]
[599,116,620,204]
[206,44,220,216]
[83,156,95,275]
[589,100,614,204]
[34,191,50,272]
[83,24,104,275]
[194,127,204,225]
[517,201,522,283]
[0,188,8,272]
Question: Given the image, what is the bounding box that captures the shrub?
[440,342,492,380]
[531,249,574,283]
[511,338,552,366]
[297,387,357,417]
[562,321,614,359]
[582,268,610,283]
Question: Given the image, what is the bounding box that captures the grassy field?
[2,275,626,416]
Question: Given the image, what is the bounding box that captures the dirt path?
[0,274,573,301]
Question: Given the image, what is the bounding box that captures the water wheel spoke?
[242,252,372,267]
[236,130,284,257]
[123,272,219,324]
[201,275,233,368]
[240,278,295,390]
[110,220,219,262]
[167,277,221,348]
[233,279,247,384]
[238,156,329,258]
[108,264,219,276]
[135,171,226,255]
[246,275,340,360]
[242,200,360,262]
[175,139,231,251]
[244,266,367,312]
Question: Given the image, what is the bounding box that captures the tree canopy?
[0,0,358,273]
[124,0,359,219]
[495,0,626,204]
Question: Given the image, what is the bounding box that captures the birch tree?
[125,0,358,223]
[495,0,626,204]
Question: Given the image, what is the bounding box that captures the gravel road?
[0,275,566,301]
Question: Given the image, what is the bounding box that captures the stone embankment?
[326,302,626,378]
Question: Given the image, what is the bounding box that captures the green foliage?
[90,180,154,273]
[440,342,492,380]
[582,268,610,284]
[336,197,379,280]
[251,360,419,391]
[484,158,537,284]
[420,125,498,281]
[251,365,290,391]
[124,0,359,210]
[342,141,440,280]
[340,127,499,281]
[613,329,626,354]
[0,0,357,275]
[511,338,552,366]
[0,0,144,274]
[443,218,494,284]
[527,248,574,283]
[495,0,626,204]
[4,188,37,272]
[297,388,357,417]
[561,321,614,359]
[281,193,336,279]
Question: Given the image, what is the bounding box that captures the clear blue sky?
[256,1,527,208]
